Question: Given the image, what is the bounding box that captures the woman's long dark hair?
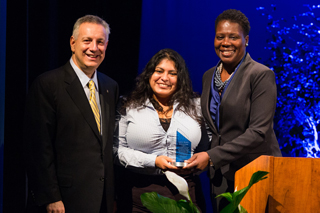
[124,48,201,123]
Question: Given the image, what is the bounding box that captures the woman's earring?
[246,43,249,46]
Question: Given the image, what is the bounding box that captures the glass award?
[173,130,191,167]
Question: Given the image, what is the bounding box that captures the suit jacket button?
[100,177,104,182]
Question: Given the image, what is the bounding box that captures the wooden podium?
[234,155,320,212]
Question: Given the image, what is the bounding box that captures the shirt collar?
[70,57,99,91]
[145,98,179,110]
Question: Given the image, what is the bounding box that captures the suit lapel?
[202,68,218,134]
[98,74,110,151]
[220,53,251,105]
[63,63,102,141]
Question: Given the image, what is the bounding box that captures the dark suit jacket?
[201,53,282,181]
[24,62,119,213]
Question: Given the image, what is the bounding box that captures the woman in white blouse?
[113,48,209,212]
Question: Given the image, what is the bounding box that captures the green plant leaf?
[178,200,201,213]
[238,204,248,213]
[219,202,235,213]
[141,192,182,213]
[216,171,269,213]
[141,192,200,213]
[232,204,249,213]
[215,192,233,202]
[248,171,269,187]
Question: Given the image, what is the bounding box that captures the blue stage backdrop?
[258,4,320,158]
[138,1,320,211]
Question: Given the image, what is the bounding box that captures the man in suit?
[184,9,281,211]
[24,15,118,213]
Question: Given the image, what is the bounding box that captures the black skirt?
[115,165,206,213]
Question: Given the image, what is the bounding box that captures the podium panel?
[234,156,320,213]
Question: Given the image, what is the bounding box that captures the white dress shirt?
[114,98,209,175]
[70,58,102,132]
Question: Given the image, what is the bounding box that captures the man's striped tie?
[88,80,101,133]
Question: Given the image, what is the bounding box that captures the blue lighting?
[258,5,320,158]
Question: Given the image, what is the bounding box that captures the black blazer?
[24,62,119,212]
[201,53,282,181]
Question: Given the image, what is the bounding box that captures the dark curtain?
[3,0,142,212]
[0,0,6,211]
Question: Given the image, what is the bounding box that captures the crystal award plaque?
[173,130,191,167]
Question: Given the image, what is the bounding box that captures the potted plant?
[141,170,268,213]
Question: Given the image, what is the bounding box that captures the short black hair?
[215,9,250,36]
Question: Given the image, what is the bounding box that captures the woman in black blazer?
[184,9,282,212]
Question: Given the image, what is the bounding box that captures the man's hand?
[183,152,210,171]
[46,200,65,213]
